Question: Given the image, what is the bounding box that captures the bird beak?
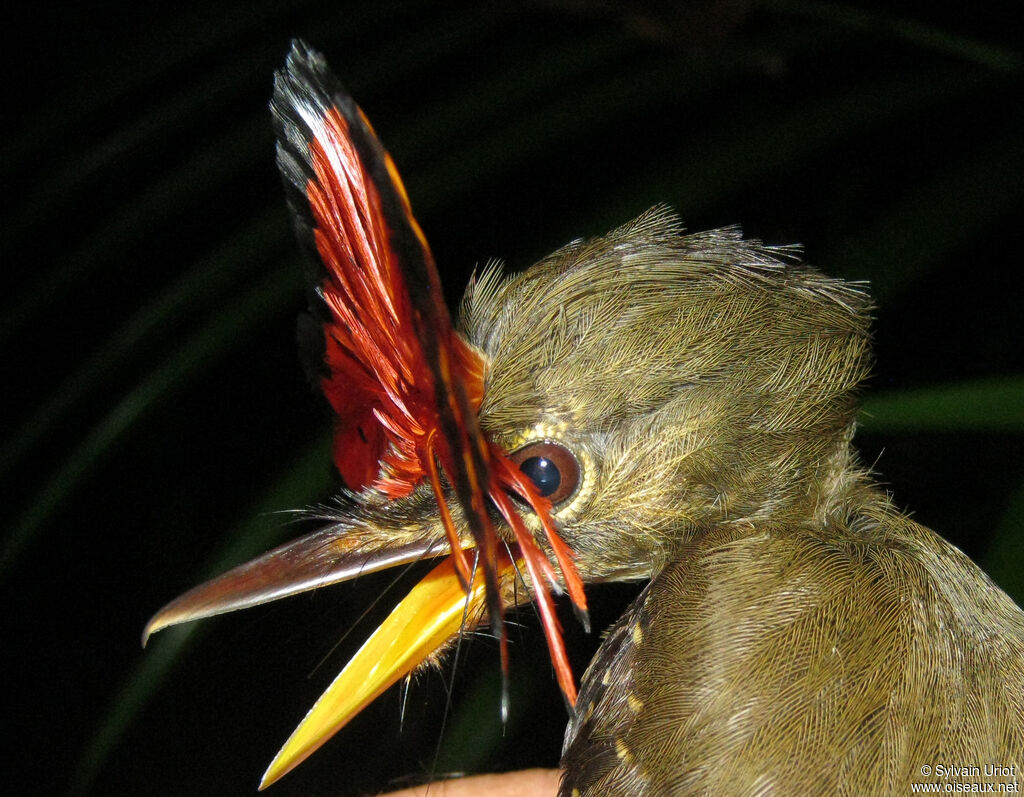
[144,516,521,789]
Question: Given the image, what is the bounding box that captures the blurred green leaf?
[860,377,1024,432]
[984,478,1024,602]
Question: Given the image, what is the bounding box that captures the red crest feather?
[272,40,587,704]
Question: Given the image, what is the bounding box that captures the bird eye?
[509,441,580,504]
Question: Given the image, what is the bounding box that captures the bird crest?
[145,40,588,787]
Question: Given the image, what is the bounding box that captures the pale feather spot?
[615,737,635,765]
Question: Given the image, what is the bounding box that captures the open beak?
[144,514,521,789]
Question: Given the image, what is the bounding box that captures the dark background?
[2,2,1022,795]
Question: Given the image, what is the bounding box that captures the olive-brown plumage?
[458,207,1024,795]
[146,44,1024,794]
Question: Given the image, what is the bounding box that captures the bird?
[145,41,1024,795]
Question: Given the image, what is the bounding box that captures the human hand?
[378,768,561,796]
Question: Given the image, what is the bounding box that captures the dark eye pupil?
[519,456,561,497]
[509,440,580,505]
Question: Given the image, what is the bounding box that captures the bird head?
[144,41,873,788]
[466,210,873,581]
